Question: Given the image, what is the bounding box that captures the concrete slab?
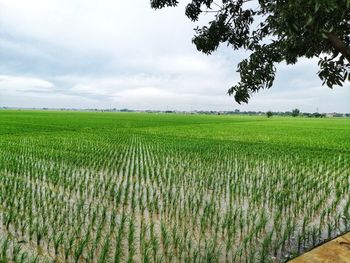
[289,233,350,263]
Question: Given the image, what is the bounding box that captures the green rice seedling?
[98,237,111,263]
[327,222,333,240]
[114,210,127,263]
[127,216,136,263]
[18,252,28,263]
[149,223,159,262]
[28,255,39,263]
[64,234,76,262]
[204,239,219,263]
[160,222,170,259]
[53,232,64,256]
[141,241,152,263]
[260,231,273,262]
[0,237,10,262]
[36,224,48,246]
[73,236,88,263]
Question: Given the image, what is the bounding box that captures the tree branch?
[327,32,350,63]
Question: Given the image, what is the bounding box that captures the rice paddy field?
[0,110,349,263]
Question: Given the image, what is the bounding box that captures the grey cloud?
[0,0,348,112]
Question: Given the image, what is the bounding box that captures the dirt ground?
[289,232,350,263]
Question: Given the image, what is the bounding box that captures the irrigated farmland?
[0,110,349,262]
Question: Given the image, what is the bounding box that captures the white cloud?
[0,75,54,93]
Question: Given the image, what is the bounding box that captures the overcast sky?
[0,0,349,113]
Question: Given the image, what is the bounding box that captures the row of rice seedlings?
[0,234,50,263]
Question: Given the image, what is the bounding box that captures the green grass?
[0,110,349,262]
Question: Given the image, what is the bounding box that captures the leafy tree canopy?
[292,108,300,117]
[266,110,273,118]
[150,0,350,103]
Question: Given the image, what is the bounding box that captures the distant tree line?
[266,111,329,118]
[264,109,349,118]
[1,107,349,118]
